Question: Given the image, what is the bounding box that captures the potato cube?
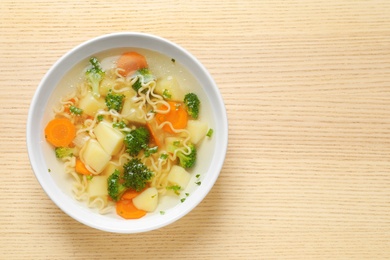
[132,187,158,212]
[121,97,146,124]
[87,175,109,198]
[82,139,111,174]
[167,165,191,189]
[99,77,117,97]
[94,121,124,156]
[155,76,185,101]
[186,120,208,144]
[78,92,106,117]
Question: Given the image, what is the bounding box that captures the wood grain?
[1,0,390,259]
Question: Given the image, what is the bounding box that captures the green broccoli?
[176,143,197,168]
[184,93,200,119]
[55,147,75,158]
[124,127,150,156]
[86,57,105,98]
[122,158,154,192]
[105,90,125,112]
[132,68,155,93]
[107,169,127,201]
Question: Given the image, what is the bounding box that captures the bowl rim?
[26,32,228,233]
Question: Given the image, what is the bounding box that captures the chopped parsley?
[163,89,172,99]
[171,58,175,63]
[160,211,165,215]
[48,168,51,173]
[180,198,186,203]
[206,128,214,138]
[143,145,158,157]
[160,153,168,160]
[195,181,201,186]
[113,120,127,129]
[69,105,83,115]
[195,174,201,178]
[97,114,104,122]
[87,175,94,181]
[166,185,182,195]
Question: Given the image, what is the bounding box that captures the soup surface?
[44,49,212,219]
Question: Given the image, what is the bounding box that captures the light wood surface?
[1,0,390,259]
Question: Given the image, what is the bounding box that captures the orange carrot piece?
[116,52,148,77]
[121,189,143,200]
[75,158,92,175]
[116,199,147,219]
[155,101,188,134]
[44,118,76,147]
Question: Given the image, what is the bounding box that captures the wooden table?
[1,1,390,259]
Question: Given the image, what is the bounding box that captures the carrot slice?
[116,199,147,219]
[44,118,76,147]
[155,101,188,134]
[116,52,148,77]
[121,189,143,200]
[75,158,92,175]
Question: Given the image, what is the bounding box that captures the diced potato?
[83,139,111,174]
[132,187,159,212]
[78,92,106,117]
[121,96,146,124]
[87,175,109,198]
[94,121,124,156]
[186,120,208,144]
[155,76,185,101]
[99,77,117,97]
[101,161,123,177]
[167,165,191,189]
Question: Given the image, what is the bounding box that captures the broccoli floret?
[86,57,105,98]
[184,93,200,119]
[55,147,75,158]
[122,158,154,192]
[132,68,155,93]
[105,90,125,112]
[107,169,127,201]
[177,143,197,168]
[124,127,150,156]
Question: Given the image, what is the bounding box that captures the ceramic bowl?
[27,32,228,233]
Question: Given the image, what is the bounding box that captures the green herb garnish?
[113,121,127,129]
[206,128,214,138]
[97,114,104,122]
[163,89,172,99]
[69,105,83,115]
[166,185,182,195]
[160,153,168,160]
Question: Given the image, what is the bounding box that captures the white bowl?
[26,32,228,233]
